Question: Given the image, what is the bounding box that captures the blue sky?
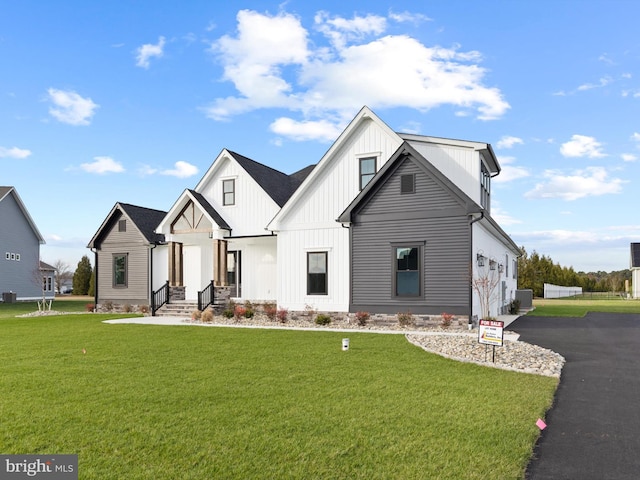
[2,1,640,273]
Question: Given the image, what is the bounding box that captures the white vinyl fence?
[544,283,583,299]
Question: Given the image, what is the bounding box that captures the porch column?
[213,239,228,286]
[168,241,183,286]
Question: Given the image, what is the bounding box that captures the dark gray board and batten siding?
[349,157,471,315]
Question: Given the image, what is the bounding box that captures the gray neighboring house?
[87,203,167,308]
[0,186,47,301]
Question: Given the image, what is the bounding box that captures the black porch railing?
[152,281,169,316]
[198,280,215,311]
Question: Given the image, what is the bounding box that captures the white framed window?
[359,157,377,190]
[5,252,9,260]
[223,179,235,206]
[394,245,422,297]
[307,252,328,295]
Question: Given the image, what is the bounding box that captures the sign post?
[478,319,504,362]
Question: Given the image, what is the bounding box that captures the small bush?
[244,307,255,319]
[508,299,521,314]
[234,305,246,322]
[276,308,288,323]
[441,312,454,328]
[397,311,414,327]
[315,314,331,326]
[139,305,150,314]
[85,303,95,312]
[191,309,202,321]
[123,304,133,313]
[355,311,370,326]
[103,300,113,312]
[263,303,277,320]
[222,308,234,319]
[201,308,214,323]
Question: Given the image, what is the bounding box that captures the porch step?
[154,300,226,317]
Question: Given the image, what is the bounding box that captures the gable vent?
[400,174,415,194]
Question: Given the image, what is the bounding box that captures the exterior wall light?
[477,253,485,267]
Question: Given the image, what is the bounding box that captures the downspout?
[91,248,98,310]
[468,212,485,325]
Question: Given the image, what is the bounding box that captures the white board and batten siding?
[274,117,403,312]
[197,155,281,237]
[227,236,278,302]
[472,222,519,318]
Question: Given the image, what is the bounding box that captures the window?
[5,252,9,260]
[400,174,415,194]
[43,276,53,292]
[118,219,126,232]
[16,254,20,261]
[512,259,517,280]
[395,246,421,296]
[481,162,491,210]
[307,252,328,295]
[359,157,376,190]
[113,254,127,287]
[223,179,235,206]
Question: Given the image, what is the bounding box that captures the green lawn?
[0,302,556,479]
[530,297,640,317]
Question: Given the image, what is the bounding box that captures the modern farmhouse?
[89,107,520,320]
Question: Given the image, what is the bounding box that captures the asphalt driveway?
[509,313,640,480]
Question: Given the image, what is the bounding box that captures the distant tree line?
[518,247,631,298]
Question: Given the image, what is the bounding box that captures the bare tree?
[32,260,52,312]
[53,259,73,293]
[471,262,502,320]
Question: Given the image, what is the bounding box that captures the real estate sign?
[478,319,504,347]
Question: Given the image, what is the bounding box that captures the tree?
[52,259,73,293]
[72,255,93,295]
[471,263,502,320]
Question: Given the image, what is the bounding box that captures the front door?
[183,245,201,301]
[227,251,241,298]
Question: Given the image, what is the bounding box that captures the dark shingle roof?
[188,190,231,231]
[118,203,167,244]
[631,243,640,268]
[228,151,312,207]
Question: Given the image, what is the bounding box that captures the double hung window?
[307,252,328,295]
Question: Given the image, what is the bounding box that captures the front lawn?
[0,307,556,479]
[530,297,640,317]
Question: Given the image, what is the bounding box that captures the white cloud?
[577,76,612,91]
[496,136,523,149]
[388,10,432,24]
[160,161,198,178]
[490,205,521,226]
[493,156,530,183]
[560,134,606,158]
[632,132,640,142]
[0,146,32,159]
[270,117,343,142]
[621,153,637,162]
[47,88,99,126]
[137,164,158,176]
[80,156,125,174]
[204,9,510,137]
[135,36,166,69]
[524,167,624,201]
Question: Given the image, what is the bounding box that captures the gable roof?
[337,141,520,253]
[631,243,640,269]
[188,189,231,231]
[87,202,167,248]
[267,106,402,230]
[0,186,45,244]
[227,151,307,208]
[40,260,56,271]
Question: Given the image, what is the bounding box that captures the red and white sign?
[478,319,504,347]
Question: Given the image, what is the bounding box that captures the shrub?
[103,300,113,312]
[85,303,95,312]
[243,307,255,319]
[508,299,521,315]
[397,311,414,327]
[315,314,331,326]
[234,305,246,322]
[263,303,277,320]
[201,308,214,323]
[276,308,288,323]
[139,305,150,314]
[191,309,202,321]
[222,308,234,319]
[123,304,133,313]
[441,312,454,328]
[355,311,370,326]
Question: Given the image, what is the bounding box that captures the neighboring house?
[631,243,640,298]
[40,260,56,300]
[0,186,47,301]
[87,203,167,308]
[91,106,520,319]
